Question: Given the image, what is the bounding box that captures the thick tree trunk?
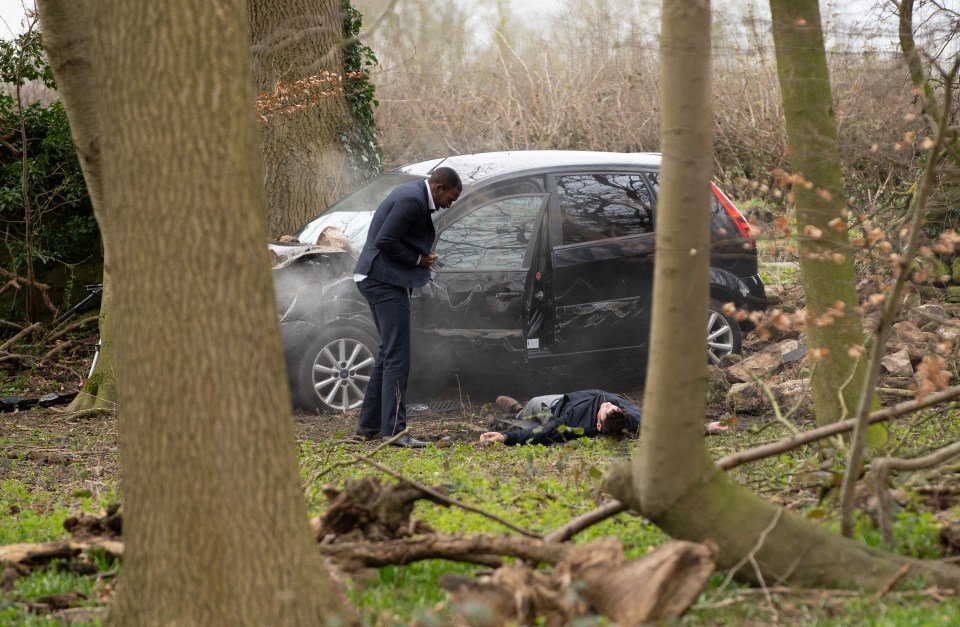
[35,0,117,414]
[769,0,869,428]
[635,0,717,515]
[74,1,355,624]
[610,0,960,591]
[248,0,357,238]
[607,468,960,588]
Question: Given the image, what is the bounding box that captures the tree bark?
[607,0,960,591]
[35,0,117,414]
[54,1,357,624]
[248,0,357,238]
[769,0,870,428]
[636,0,716,517]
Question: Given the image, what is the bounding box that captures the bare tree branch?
[873,439,960,546]
[0,321,40,352]
[716,384,960,470]
[356,454,542,539]
[840,55,960,537]
[543,500,628,543]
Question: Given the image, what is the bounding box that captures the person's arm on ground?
[706,421,728,435]
[502,416,568,446]
[480,432,505,444]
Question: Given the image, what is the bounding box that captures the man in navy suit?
[354,166,462,447]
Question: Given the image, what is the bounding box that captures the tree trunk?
[606,0,960,591]
[70,269,115,411]
[35,0,117,413]
[62,1,356,624]
[248,0,357,238]
[769,0,869,428]
[635,0,717,516]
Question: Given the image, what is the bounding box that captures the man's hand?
[480,432,505,444]
[418,252,438,268]
[706,421,728,435]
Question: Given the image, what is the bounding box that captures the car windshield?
[294,173,423,248]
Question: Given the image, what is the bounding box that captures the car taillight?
[711,183,754,245]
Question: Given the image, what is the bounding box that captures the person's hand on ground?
[706,421,728,435]
[480,432,505,444]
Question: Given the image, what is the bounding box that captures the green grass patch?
[760,261,800,286]
[3,405,960,625]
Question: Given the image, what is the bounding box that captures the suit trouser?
[357,278,411,436]
[518,394,564,422]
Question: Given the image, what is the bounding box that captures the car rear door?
[536,170,659,358]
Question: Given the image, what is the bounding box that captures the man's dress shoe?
[385,434,427,448]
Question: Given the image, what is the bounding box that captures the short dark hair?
[429,166,461,190]
[601,407,631,439]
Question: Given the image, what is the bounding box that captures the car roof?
[394,150,662,185]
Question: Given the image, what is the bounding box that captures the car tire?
[707,300,742,365]
[296,325,379,413]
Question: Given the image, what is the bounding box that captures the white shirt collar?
[425,179,436,212]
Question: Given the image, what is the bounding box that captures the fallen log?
[439,537,717,626]
[317,533,572,569]
[0,537,124,585]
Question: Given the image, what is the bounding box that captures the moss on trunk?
[770,0,869,428]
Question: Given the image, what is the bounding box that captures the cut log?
[560,537,717,624]
[439,537,716,626]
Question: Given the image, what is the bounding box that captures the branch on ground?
[439,537,716,626]
[873,439,960,546]
[716,384,960,470]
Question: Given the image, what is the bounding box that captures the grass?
[297,413,960,625]
[0,473,116,626]
[2,408,960,624]
[760,260,801,287]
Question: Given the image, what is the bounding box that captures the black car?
[270,151,766,413]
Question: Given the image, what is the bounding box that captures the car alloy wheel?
[707,301,742,365]
[300,330,377,412]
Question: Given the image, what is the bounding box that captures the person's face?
[431,183,461,209]
[596,401,618,431]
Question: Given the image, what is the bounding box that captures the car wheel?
[297,325,378,413]
[707,301,742,365]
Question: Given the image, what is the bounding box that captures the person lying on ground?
[479,389,727,446]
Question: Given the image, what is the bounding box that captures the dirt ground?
[291,383,655,445]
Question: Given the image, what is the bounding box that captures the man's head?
[428,167,462,210]
[597,401,631,439]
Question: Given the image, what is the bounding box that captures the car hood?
[269,226,357,269]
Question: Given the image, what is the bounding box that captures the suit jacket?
[354,179,435,288]
[503,390,642,446]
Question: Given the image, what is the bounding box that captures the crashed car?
[271,151,766,413]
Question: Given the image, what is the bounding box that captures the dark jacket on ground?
[503,389,642,446]
[353,179,436,288]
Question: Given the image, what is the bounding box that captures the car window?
[469,176,546,204]
[557,173,655,245]
[434,195,546,270]
[710,194,739,242]
[647,172,739,242]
